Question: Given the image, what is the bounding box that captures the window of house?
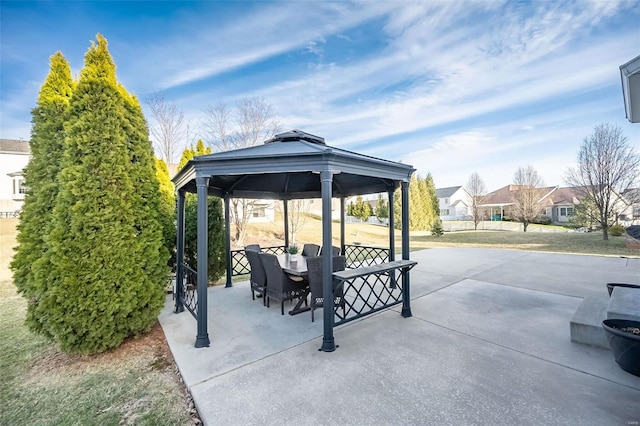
[440,209,449,216]
[560,207,573,216]
[12,176,27,196]
[444,198,449,205]
[252,207,266,218]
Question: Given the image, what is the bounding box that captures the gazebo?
[172,129,416,351]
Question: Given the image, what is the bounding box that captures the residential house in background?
[0,139,31,216]
[480,184,635,225]
[622,188,640,223]
[479,185,557,221]
[542,186,581,223]
[436,186,472,220]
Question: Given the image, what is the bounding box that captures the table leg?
[288,289,311,315]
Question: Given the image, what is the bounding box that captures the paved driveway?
[159,248,640,425]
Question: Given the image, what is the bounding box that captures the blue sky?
[1,1,639,192]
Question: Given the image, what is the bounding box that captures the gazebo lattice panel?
[344,244,390,268]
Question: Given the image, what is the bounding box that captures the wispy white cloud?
[132,2,396,90]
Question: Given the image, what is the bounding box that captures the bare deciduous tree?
[565,123,639,240]
[146,92,188,165]
[286,199,312,245]
[466,172,486,230]
[201,97,281,245]
[512,165,545,232]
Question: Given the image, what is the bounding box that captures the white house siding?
[0,140,31,214]
[437,186,472,221]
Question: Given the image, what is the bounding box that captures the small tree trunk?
[523,221,529,232]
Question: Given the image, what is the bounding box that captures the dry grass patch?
[0,219,196,425]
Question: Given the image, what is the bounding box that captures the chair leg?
[281,301,285,315]
[267,296,270,308]
[252,290,255,301]
[311,307,314,322]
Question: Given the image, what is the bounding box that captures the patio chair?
[307,256,346,322]
[302,243,320,257]
[245,249,267,304]
[245,244,261,252]
[320,245,341,256]
[259,252,309,315]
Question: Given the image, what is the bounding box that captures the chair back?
[245,249,266,288]
[320,245,340,256]
[307,256,346,304]
[245,244,261,252]
[259,252,286,296]
[302,243,320,257]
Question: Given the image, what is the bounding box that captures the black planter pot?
[606,282,640,297]
[602,319,640,377]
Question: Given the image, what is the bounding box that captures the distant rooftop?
[0,139,30,154]
[435,186,462,198]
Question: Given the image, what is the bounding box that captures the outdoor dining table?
[277,254,311,316]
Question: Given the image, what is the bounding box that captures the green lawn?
[246,215,639,258]
[0,219,193,425]
[409,229,637,257]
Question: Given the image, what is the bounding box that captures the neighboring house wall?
[307,198,343,220]
[622,188,640,223]
[0,139,31,213]
[232,200,275,223]
[436,186,472,220]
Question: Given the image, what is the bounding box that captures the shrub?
[431,220,444,237]
[533,215,553,225]
[609,224,625,236]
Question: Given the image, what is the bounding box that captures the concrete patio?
[159,248,640,425]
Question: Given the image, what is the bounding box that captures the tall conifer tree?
[35,35,167,353]
[425,173,442,231]
[155,158,177,270]
[11,52,75,333]
[177,141,225,282]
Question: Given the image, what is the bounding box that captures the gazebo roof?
[172,129,415,199]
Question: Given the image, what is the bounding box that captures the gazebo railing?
[177,263,199,319]
[333,260,416,326]
[232,244,389,276]
[231,245,287,276]
[344,244,390,268]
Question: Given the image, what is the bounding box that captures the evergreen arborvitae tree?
[11,52,75,334]
[155,158,177,270]
[34,35,167,353]
[425,173,441,231]
[178,141,226,282]
[393,174,440,231]
[375,194,388,222]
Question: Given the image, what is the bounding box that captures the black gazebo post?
[340,196,345,255]
[175,189,185,313]
[388,188,397,289]
[400,180,412,318]
[224,194,232,288]
[320,170,336,352]
[388,188,395,262]
[195,177,210,347]
[283,199,290,248]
